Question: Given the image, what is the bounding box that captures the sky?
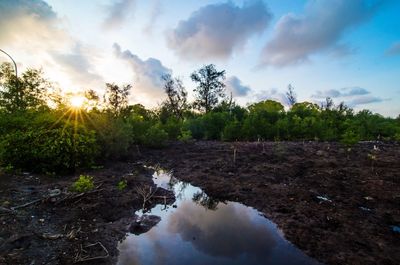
[0,0,399,117]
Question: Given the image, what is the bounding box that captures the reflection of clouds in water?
[117,238,140,265]
[118,175,321,265]
[167,201,277,259]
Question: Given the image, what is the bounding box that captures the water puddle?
[117,169,321,265]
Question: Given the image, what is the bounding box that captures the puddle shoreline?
[117,169,322,265]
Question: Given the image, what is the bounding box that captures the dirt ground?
[143,141,400,265]
[0,141,399,265]
[0,162,173,265]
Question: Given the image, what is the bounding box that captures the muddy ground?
[143,141,400,265]
[0,141,399,265]
[0,162,174,265]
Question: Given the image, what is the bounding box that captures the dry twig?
[135,185,158,210]
[73,242,109,263]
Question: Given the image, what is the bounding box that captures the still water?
[117,170,321,265]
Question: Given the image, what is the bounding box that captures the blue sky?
[0,0,399,116]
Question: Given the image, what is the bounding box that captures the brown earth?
[0,141,399,265]
[143,141,400,265]
[0,162,174,265]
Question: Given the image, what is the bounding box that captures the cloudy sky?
[0,0,399,116]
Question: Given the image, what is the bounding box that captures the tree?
[162,74,188,120]
[0,62,50,112]
[103,83,131,116]
[191,64,226,113]
[286,84,297,107]
[84,89,100,110]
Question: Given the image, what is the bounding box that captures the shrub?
[142,124,168,148]
[88,113,132,159]
[340,130,360,147]
[162,118,182,140]
[184,118,205,140]
[222,120,242,141]
[178,129,193,143]
[71,175,94,192]
[0,120,99,173]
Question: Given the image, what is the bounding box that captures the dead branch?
[73,242,109,263]
[0,206,14,213]
[135,185,158,210]
[55,187,104,206]
[11,198,42,211]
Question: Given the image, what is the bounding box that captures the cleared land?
[0,141,399,265]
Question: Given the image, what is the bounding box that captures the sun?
[69,95,85,109]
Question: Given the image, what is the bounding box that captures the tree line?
[0,62,399,173]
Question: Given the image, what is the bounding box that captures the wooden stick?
[11,198,42,211]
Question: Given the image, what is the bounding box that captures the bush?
[178,129,193,143]
[222,120,242,141]
[142,124,168,148]
[162,118,182,140]
[71,175,94,192]
[89,113,132,159]
[184,118,205,140]
[0,120,99,173]
[340,130,360,147]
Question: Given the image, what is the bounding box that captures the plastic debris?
[316,196,332,203]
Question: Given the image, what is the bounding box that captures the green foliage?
[0,62,399,175]
[71,175,94,193]
[0,112,99,173]
[202,112,229,140]
[0,63,53,112]
[191,64,226,113]
[184,118,205,140]
[142,124,168,148]
[117,179,128,191]
[103,83,131,116]
[340,130,360,147]
[88,112,132,159]
[161,118,182,140]
[222,120,242,141]
[178,129,193,143]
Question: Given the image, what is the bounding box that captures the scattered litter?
[41,233,63,240]
[359,207,372,212]
[316,196,332,203]
[364,196,374,201]
[48,189,61,198]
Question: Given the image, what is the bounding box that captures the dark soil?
[0,141,399,265]
[143,141,400,265]
[0,162,174,265]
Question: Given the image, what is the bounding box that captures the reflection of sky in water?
[118,170,322,265]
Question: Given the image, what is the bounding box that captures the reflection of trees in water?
[192,191,219,210]
[174,181,189,200]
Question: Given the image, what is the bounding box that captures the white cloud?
[253,88,288,106]
[260,0,383,67]
[102,0,135,30]
[0,0,104,91]
[312,86,370,98]
[348,95,386,107]
[167,0,272,60]
[142,0,163,35]
[113,43,172,106]
[225,76,251,97]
